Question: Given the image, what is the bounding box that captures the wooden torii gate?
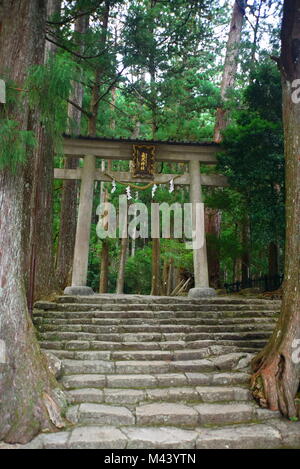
[57,136,226,298]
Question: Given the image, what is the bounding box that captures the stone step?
[185,332,271,341]
[61,371,251,390]
[43,345,238,362]
[56,295,280,306]
[195,421,292,449]
[34,311,278,325]
[39,330,271,343]
[66,385,252,405]
[34,316,277,326]
[67,403,135,426]
[135,402,280,427]
[33,306,279,318]
[28,296,291,450]
[187,339,267,349]
[62,358,219,375]
[40,338,267,352]
[36,323,275,334]
[35,302,280,313]
[27,419,300,449]
[68,401,279,427]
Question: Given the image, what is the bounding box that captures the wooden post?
[65,155,96,295]
[188,160,216,298]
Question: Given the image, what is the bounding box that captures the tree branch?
[45,35,110,61]
[67,99,92,118]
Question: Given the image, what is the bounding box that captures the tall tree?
[210,1,246,288]
[0,0,64,443]
[55,11,89,290]
[251,0,300,419]
[214,0,246,143]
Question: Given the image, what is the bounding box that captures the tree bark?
[99,245,109,293]
[116,238,129,294]
[99,190,110,293]
[268,241,279,278]
[151,239,161,296]
[205,207,221,288]
[241,217,250,284]
[0,0,64,444]
[55,12,89,290]
[214,0,246,143]
[251,0,300,419]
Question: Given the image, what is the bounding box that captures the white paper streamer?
[152,184,158,199]
[111,180,117,194]
[169,179,174,193]
[126,186,133,200]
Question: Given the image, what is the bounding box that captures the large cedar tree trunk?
[23,0,63,301]
[55,12,89,290]
[251,0,300,418]
[0,0,64,443]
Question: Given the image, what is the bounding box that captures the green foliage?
[49,0,285,292]
[161,239,193,272]
[0,118,36,172]
[26,55,74,147]
[214,62,285,278]
[244,62,282,123]
[125,246,152,295]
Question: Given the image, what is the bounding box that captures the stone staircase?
[28,295,300,449]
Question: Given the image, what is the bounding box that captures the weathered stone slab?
[213,353,253,371]
[107,374,157,388]
[146,387,199,402]
[42,432,70,449]
[62,359,115,374]
[171,359,215,373]
[269,419,300,448]
[185,373,211,386]
[196,386,251,403]
[78,403,135,426]
[65,341,91,350]
[211,372,250,386]
[196,424,282,449]
[74,351,111,360]
[43,351,62,378]
[66,405,80,424]
[156,373,188,387]
[67,388,104,404]
[194,403,254,425]
[69,426,127,449]
[124,426,198,449]
[136,403,198,426]
[115,360,170,375]
[254,407,281,421]
[104,388,146,405]
[111,350,172,361]
[62,374,106,389]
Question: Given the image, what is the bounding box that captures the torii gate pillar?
[64,154,95,296]
[188,160,216,298]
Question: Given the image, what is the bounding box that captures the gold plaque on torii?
[132,145,156,179]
